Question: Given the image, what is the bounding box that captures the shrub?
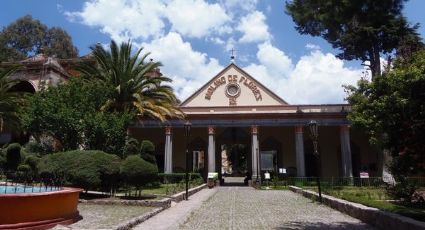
[120,155,158,191]
[387,177,418,202]
[24,155,40,175]
[140,140,156,165]
[6,143,23,171]
[158,173,203,184]
[24,139,54,155]
[123,138,140,157]
[16,164,32,182]
[140,140,155,154]
[0,151,6,171]
[38,150,121,191]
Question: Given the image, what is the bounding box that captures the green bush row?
[37,150,158,192]
[158,172,203,184]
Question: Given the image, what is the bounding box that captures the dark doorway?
[216,127,251,186]
[189,137,207,179]
[9,81,36,93]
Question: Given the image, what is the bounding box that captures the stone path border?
[133,186,218,230]
[170,184,207,202]
[69,184,207,230]
[289,186,425,230]
[115,207,165,230]
[80,197,172,208]
[79,184,207,209]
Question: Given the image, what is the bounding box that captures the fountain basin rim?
[0,187,83,197]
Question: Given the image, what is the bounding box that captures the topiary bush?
[140,140,156,165]
[120,155,158,195]
[123,138,140,157]
[5,143,24,171]
[16,164,32,182]
[23,155,40,176]
[38,150,121,192]
[140,140,155,154]
[0,150,6,171]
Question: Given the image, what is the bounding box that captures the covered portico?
[129,63,378,180]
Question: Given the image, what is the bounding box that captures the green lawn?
[306,186,425,222]
[121,181,204,197]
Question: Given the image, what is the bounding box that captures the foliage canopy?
[77,40,183,122]
[21,78,134,155]
[346,50,425,194]
[0,15,78,62]
[286,0,422,79]
[0,65,24,132]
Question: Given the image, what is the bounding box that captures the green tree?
[346,50,425,201]
[21,78,133,154]
[286,0,422,79]
[0,65,24,132]
[120,155,158,196]
[77,40,183,121]
[38,150,121,192]
[5,143,23,171]
[0,15,78,62]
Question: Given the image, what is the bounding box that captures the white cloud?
[64,1,362,104]
[225,37,236,51]
[244,44,362,104]
[237,11,271,43]
[65,0,166,42]
[305,43,320,50]
[256,42,293,77]
[219,0,258,13]
[284,50,362,104]
[165,0,231,38]
[65,0,231,42]
[142,32,223,100]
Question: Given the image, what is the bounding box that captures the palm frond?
[76,40,183,122]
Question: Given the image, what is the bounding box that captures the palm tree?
[77,40,183,122]
[0,65,23,132]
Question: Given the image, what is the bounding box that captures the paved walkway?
[133,187,218,230]
[134,186,375,230]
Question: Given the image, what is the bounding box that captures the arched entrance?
[9,81,36,93]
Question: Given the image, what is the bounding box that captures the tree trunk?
[370,44,381,81]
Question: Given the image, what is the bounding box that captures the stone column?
[340,125,353,177]
[164,126,173,173]
[251,125,259,180]
[208,126,216,173]
[295,126,306,177]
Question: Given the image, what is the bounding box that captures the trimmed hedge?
[5,143,24,171]
[38,150,121,191]
[158,173,203,184]
[120,155,158,189]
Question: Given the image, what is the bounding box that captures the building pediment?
[181,63,287,107]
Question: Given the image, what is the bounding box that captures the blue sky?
[1,0,424,104]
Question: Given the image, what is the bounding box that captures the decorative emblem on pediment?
[225,76,241,106]
[180,64,288,107]
[204,74,263,106]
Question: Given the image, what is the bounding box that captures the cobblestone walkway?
[179,186,375,230]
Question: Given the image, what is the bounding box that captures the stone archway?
[9,81,36,93]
